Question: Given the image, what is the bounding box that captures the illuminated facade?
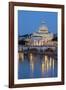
[26,22,54,46]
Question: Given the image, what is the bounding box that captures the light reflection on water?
[18,52,57,79]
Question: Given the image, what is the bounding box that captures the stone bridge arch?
[44,48,55,55]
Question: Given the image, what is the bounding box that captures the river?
[18,51,57,79]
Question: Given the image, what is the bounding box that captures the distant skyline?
[18,10,58,36]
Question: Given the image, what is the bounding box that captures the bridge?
[18,45,57,53]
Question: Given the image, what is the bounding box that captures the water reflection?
[18,52,57,79]
[18,52,24,62]
[29,53,34,75]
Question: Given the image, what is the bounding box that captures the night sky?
[18,10,58,36]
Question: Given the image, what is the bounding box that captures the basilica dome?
[39,22,48,33]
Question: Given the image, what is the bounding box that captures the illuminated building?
[27,22,54,46]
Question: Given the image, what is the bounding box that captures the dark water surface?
[18,52,57,79]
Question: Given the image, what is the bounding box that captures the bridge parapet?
[18,45,57,52]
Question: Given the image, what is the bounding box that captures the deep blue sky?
[18,10,58,36]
